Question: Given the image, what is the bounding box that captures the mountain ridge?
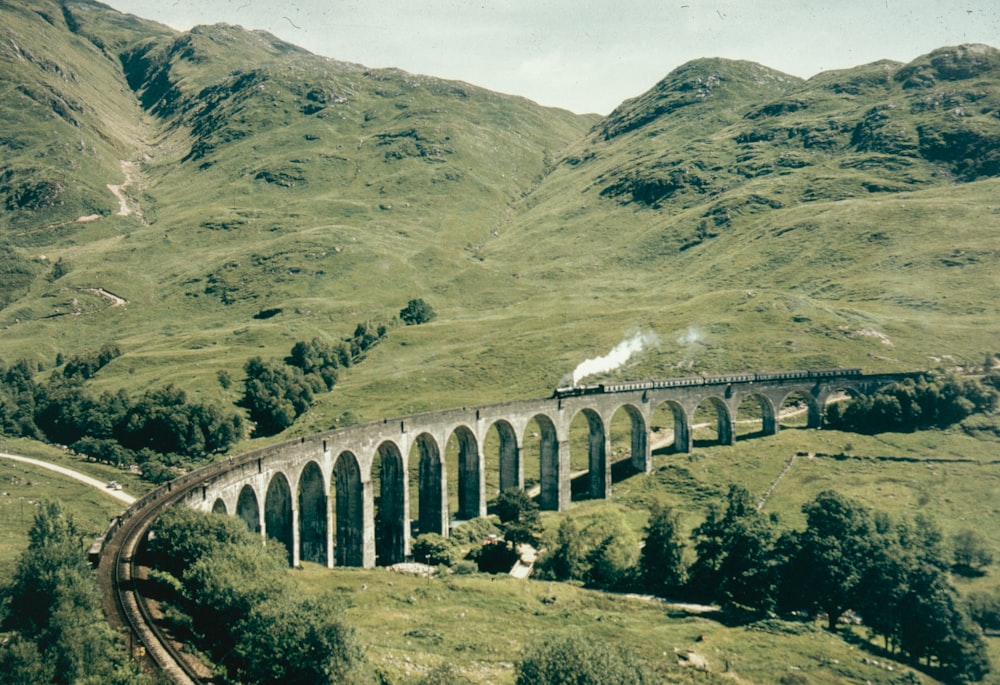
[0,0,996,426]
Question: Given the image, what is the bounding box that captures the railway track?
[97,476,216,684]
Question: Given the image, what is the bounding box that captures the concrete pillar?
[436,458,450,536]
[325,492,334,569]
[675,409,692,453]
[497,423,521,493]
[596,434,612,499]
[361,478,375,568]
[475,442,487,518]
[633,420,651,473]
[539,432,560,511]
[290,496,301,567]
[719,417,736,446]
[762,409,779,436]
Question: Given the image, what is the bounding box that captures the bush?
[448,517,500,544]
[470,539,519,574]
[399,298,436,325]
[516,634,652,685]
[411,533,460,566]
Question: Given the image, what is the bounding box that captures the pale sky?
[104,1,1000,114]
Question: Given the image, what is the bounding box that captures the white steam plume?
[677,326,704,345]
[570,330,659,386]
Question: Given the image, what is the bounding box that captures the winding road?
[0,451,136,505]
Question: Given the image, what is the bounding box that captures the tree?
[581,509,639,590]
[148,506,260,578]
[399,298,436,325]
[952,529,994,577]
[516,634,652,685]
[0,636,54,685]
[411,533,460,566]
[232,596,373,685]
[537,516,587,582]
[240,356,314,436]
[689,485,777,614]
[783,490,876,630]
[640,501,687,597]
[0,501,148,685]
[495,488,542,546]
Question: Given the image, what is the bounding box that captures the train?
[552,368,862,399]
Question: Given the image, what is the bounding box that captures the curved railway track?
[97,471,228,684]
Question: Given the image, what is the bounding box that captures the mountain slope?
[480,47,1000,390]
[0,0,996,426]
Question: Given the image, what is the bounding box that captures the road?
[0,451,136,505]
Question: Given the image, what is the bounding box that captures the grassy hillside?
[0,3,997,435]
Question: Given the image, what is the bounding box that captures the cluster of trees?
[826,373,998,434]
[399,298,436,326]
[150,508,645,685]
[147,507,376,685]
[0,501,150,685]
[0,297,437,476]
[237,299,435,437]
[410,489,543,574]
[0,354,245,483]
[239,322,388,436]
[538,486,992,683]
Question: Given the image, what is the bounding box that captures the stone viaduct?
[183,370,914,569]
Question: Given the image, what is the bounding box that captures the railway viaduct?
[178,370,914,570]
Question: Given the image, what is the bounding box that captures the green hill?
[1,2,998,428]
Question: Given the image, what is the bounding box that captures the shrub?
[399,298,436,325]
[411,533,460,566]
[516,634,652,685]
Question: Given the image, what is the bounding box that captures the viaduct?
[176,369,914,570]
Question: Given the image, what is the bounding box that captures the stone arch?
[735,393,778,439]
[693,396,734,446]
[450,425,481,520]
[570,408,608,501]
[652,400,690,453]
[610,403,649,475]
[211,498,227,514]
[298,461,327,565]
[778,390,822,429]
[413,433,447,536]
[333,451,364,567]
[236,484,260,534]
[264,472,293,565]
[374,441,407,565]
[491,420,520,494]
[530,413,562,511]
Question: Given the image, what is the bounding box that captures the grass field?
[291,562,946,685]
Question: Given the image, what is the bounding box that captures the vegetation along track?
[97,464,234,684]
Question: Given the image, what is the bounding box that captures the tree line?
[0,299,439,479]
[534,486,992,684]
[0,352,244,483]
[826,372,999,434]
[145,506,626,685]
[0,502,151,685]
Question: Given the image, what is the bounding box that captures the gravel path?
[0,451,136,505]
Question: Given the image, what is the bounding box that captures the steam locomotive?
[552,368,861,399]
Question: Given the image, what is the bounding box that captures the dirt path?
[86,287,128,307]
[107,160,145,222]
[0,451,136,505]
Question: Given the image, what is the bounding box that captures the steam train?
[552,368,861,399]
